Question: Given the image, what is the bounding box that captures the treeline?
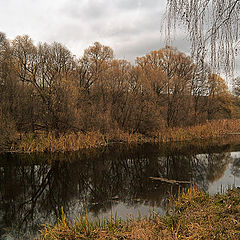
[0,32,235,149]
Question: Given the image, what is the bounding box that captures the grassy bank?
[13,130,145,152]
[155,119,240,142]
[39,187,240,239]
[9,119,240,152]
[10,119,240,153]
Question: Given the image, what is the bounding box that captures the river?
[0,142,240,239]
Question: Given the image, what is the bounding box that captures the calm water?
[1,142,240,239]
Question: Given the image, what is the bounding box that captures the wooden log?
[149,177,191,184]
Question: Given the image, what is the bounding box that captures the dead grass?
[154,119,240,143]
[14,130,147,153]
[38,187,240,240]
[16,131,107,153]
[172,187,240,239]
[11,119,240,153]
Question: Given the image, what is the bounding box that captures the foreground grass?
[39,188,240,240]
[11,119,240,152]
[170,188,240,239]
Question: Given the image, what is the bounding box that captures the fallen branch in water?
[149,177,191,184]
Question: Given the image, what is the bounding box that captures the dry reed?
[39,187,240,239]
[13,119,240,153]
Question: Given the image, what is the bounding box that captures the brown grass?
[14,130,146,153]
[153,119,240,143]
[11,119,240,153]
[171,187,240,239]
[38,187,240,240]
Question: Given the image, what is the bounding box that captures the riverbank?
[10,119,240,153]
[39,187,240,239]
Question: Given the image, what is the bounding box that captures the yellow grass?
[13,119,240,152]
[154,119,240,143]
[39,187,240,240]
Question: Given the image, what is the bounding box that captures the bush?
[0,111,17,151]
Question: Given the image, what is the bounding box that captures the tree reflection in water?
[0,143,236,238]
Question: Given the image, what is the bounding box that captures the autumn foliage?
[0,32,236,151]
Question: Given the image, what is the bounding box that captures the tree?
[36,42,77,132]
[0,32,10,87]
[166,0,240,74]
[233,76,240,96]
[12,35,77,132]
[101,59,133,130]
[77,42,113,92]
[205,74,232,119]
[75,42,114,132]
[137,46,196,127]
[0,32,18,147]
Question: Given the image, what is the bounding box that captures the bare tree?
[233,76,240,96]
[166,0,240,74]
[137,47,196,127]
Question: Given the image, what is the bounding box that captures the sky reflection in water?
[0,142,240,239]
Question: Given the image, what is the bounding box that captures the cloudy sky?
[0,0,191,62]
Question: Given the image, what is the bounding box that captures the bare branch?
[166,0,240,77]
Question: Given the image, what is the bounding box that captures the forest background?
[0,33,239,151]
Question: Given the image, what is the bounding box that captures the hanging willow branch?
[166,0,240,75]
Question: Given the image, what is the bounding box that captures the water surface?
[1,142,240,239]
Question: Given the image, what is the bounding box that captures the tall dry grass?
[16,130,146,153]
[13,119,240,153]
[154,119,240,143]
[17,131,106,152]
[39,187,240,239]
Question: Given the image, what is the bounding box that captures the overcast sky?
[0,0,191,62]
[0,0,239,78]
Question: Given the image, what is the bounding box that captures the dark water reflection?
[0,142,240,239]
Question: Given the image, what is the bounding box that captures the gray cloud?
[52,0,166,62]
[115,0,160,11]
[62,0,109,20]
[0,0,192,65]
[1,0,237,78]
[114,32,163,62]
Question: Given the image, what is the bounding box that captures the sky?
[0,0,238,77]
[0,0,191,62]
